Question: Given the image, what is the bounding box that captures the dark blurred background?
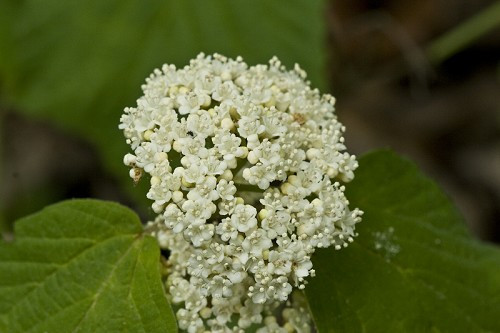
[1,0,499,241]
[328,0,500,241]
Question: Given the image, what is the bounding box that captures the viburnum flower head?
[120,53,362,332]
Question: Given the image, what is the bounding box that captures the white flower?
[187,176,218,201]
[237,116,265,138]
[251,139,281,165]
[188,254,212,279]
[212,81,238,102]
[256,317,287,333]
[218,197,237,216]
[120,53,362,332]
[242,229,272,257]
[169,277,194,303]
[178,137,207,159]
[146,182,171,208]
[176,308,204,333]
[182,164,208,185]
[182,198,215,226]
[238,300,263,328]
[184,224,215,247]
[268,276,292,302]
[261,108,287,137]
[242,164,276,190]
[163,169,182,191]
[212,129,245,160]
[205,155,227,176]
[186,110,214,139]
[134,142,162,173]
[267,250,293,276]
[178,91,204,115]
[230,204,257,234]
[215,218,238,242]
[163,203,186,233]
[261,209,290,239]
[216,179,236,201]
[208,275,233,298]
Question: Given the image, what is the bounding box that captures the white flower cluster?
[120,53,362,332]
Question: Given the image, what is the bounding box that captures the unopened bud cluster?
[120,53,362,332]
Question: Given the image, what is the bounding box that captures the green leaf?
[0,0,326,207]
[305,150,500,332]
[0,199,177,333]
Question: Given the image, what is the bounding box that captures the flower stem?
[232,158,250,176]
[233,183,263,193]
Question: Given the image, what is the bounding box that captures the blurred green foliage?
[0,0,326,224]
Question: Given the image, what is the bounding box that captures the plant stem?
[232,158,250,177]
[426,1,500,64]
[233,183,263,193]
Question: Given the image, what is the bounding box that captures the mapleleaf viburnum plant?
[1,54,499,333]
